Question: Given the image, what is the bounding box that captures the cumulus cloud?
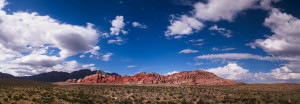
[196,53,274,61]
[127,65,136,68]
[0,10,99,58]
[206,63,300,83]
[165,15,204,38]
[209,25,232,38]
[194,0,257,22]
[254,9,300,56]
[110,16,127,35]
[102,53,113,61]
[249,9,300,73]
[0,0,100,75]
[264,66,300,80]
[132,22,147,28]
[179,49,199,54]
[0,60,96,76]
[207,63,251,80]
[164,71,179,76]
[165,0,261,38]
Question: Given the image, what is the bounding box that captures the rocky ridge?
[66,70,246,85]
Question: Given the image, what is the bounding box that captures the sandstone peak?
[65,70,246,85]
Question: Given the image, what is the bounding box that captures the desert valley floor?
[0,78,300,104]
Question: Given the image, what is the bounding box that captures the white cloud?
[266,66,300,80]
[207,63,251,80]
[194,0,257,22]
[179,49,199,54]
[85,46,100,56]
[132,22,147,28]
[79,55,85,58]
[0,45,21,61]
[196,53,274,61]
[110,16,127,35]
[257,0,280,10]
[127,65,136,68]
[164,71,179,76]
[107,37,123,45]
[0,10,99,58]
[209,25,232,38]
[12,54,63,68]
[0,0,7,9]
[250,9,300,73]
[0,0,100,75]
[52,60,96,73]
[165,0,260,37]
[165,15,204,38]
[102,53,113,61]
[254,9,300,56]
[101,32,110,38]
[206,63,300,83]
[0,60,96,76]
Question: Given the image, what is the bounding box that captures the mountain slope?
[66,70,246,85]
[19,69,118,82]
[0,72,15,78]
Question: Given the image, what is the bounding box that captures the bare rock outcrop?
[65,70,246,85]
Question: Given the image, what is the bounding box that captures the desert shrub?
[0,79,300,104]
[3,98,8,102]
[156,97,160,100]
[13,95,20,101]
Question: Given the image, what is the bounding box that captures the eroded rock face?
[164,70,244,85]
[65,70,246,85]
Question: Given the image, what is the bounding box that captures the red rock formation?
[164,70,244,85]
[65,70,246,85]
[65,79,77,83]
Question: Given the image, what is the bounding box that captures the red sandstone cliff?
[65,70,246,85]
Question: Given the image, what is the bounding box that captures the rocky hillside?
[0,69,118,82]
[66,70,245,85]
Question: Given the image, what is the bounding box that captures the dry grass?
[1,78,300,104]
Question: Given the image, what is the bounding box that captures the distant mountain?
[19,69,118,82]
[0,69,118,82]
[20,71,71,82]
[66,70,246,85]
[0,72,15,78]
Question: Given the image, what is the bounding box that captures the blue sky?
[0,0,300,83]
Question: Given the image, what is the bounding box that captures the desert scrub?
[0,79,300,103]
